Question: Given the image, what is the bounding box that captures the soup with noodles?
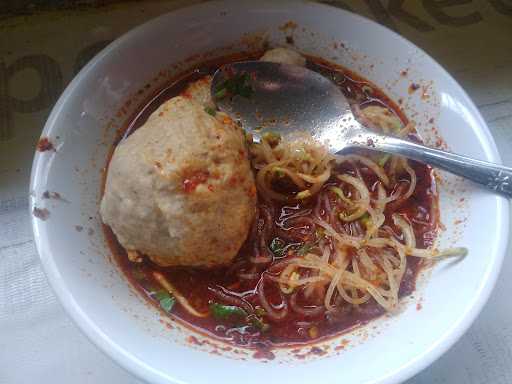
[103,50,466,351]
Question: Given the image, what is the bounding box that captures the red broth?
[103,53,438,350]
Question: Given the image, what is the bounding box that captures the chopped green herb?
[297,242,315,256]
[329,186,344,198]
[254,306,266,317]
[273,167,286,178]
[391,118,402,133]
[378,154,391,167]
[209,302,247,321]
[249,315,270,332]
[360,212,371,228]
[204,106,216,116]
[269,237,286,257]
[329,186,352,205]
[234,72,253,98]
[362,85,373,94]
[315,227,325,238]
[214,88,227,99]
[151,290,176,313]
[152,289,170,301]
[339,210,366,222]
[160,297,176,313]
[214,72,253,100]
[296,190,312,199]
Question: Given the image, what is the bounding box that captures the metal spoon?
[212,61,512,197]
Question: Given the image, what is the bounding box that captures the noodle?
[248,104,467,314]
[251,133,335,202]
[392,214,416,248]
[153,272,208,318]
[208,286,254,313]
[257,276,289,320]
[290,290,325,317]
[401,158,417,201]
[336,174,371,222]
[337,154,390,187]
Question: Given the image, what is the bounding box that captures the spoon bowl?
[212,61,512,197]
[211,61,365,151]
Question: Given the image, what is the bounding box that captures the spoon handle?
[364,134,512,198]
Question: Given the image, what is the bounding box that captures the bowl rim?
[29,1,510,384]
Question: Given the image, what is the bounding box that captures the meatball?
[260,47,306,66]
[181,75,214,108]
[100,95,256,267]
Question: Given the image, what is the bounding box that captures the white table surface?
[1,1,511,383]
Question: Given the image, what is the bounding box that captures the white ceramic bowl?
[30,1,509,384]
